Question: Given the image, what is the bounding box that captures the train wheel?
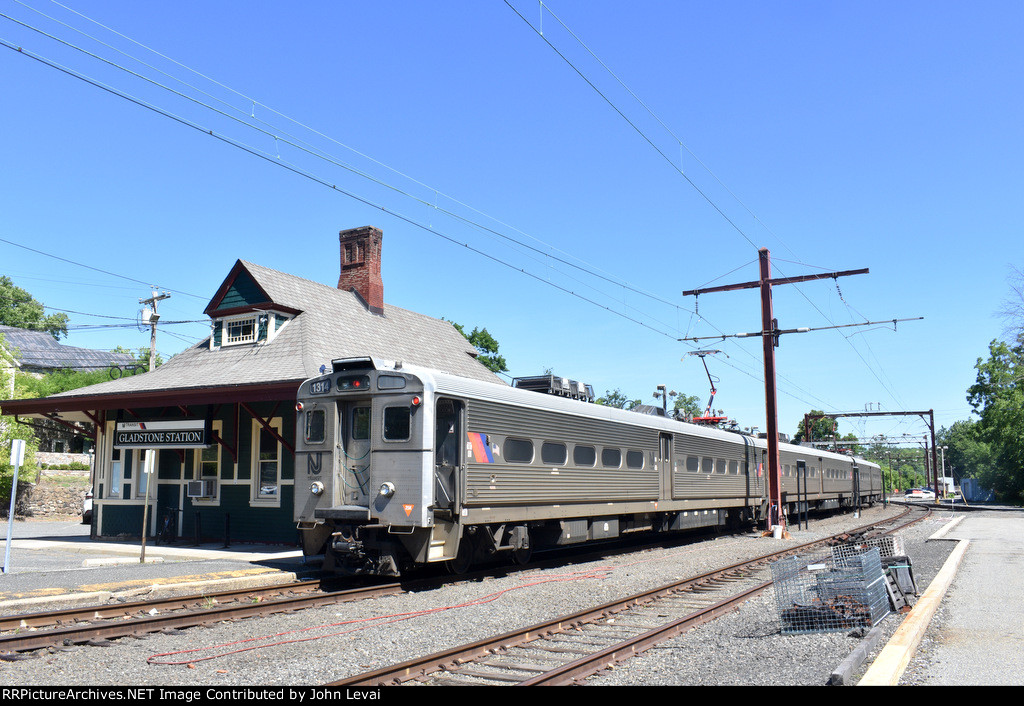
[511,527,532,566]
[512,544,532,566]
[447,534,475,575]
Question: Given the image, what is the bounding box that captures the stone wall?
[36,451,93,469]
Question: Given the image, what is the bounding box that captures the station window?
[541,442,568,465]
[573,445,596,467]
[109,445,123,496]
[601,448,622,468]
[193,422,222,505]
[252,418,282,505]
[224,315,258,346]
[504,437,534,464]
[198,440,219,479]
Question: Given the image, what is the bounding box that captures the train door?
[853,464,861,510]
[659,433,673,500]
[338,401,371,506]
[434,398,463,515]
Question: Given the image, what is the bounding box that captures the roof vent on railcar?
[513,374,595,402]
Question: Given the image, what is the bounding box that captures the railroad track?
[331,505,925,686]
[0,579,404,656]
[0,504,923,670]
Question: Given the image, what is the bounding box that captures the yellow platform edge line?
[858,538,970,686]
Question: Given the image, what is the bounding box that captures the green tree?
[938,419,995,484]
[0,276,68,340]
[596,388,641,410]
[450,323,508,375]
[1,332,39,501]
[967,338,1024,503]
[672,392,703,418]
[112,345,163,372]
[792,410,838,445]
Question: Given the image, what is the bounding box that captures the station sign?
[114,419,212,449]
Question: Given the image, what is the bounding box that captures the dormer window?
[224,315,258,346]
[211,311,291,350]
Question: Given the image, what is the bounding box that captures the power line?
[0,36,692,342]
[0,236,206,300]
[1,5,892,421]
[2,4,693,320]
[502,1,916,415]
[504,0,759,252]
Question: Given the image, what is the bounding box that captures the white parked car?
[82,490,94,524]
[906,488,935,501]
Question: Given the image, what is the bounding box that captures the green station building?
[1,226,501,545]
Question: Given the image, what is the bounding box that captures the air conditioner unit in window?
[187,480,217,498]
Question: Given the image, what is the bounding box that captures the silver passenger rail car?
[294,357,882,576]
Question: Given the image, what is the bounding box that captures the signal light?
[411,395,421,406]
[295,402,304,412]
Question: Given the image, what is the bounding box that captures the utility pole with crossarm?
[682,248,869,535]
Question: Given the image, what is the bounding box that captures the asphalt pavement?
[0,517,315,611]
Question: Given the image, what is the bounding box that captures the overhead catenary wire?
[3,2,692,319]
[0,4,896,422]
[0,36,689,343]
[503,1,917,419]
[0,15,851,418]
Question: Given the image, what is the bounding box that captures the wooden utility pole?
[683,248,868,533]
[140,290,170,372]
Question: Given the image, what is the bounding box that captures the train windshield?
[304,409,326,444]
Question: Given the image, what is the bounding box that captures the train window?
[573,445,596,467]
[504,437,534,464]
[304,409,326,444]
[715,459,726,474]
[382,406,411,441]
[377,375,407,390]
[541,442,568,465]
[352,407,370,440]
[729,460,739,474]
[702,457,714,474]
[601,448,622,468]
[686,456,699,472]
[626,450,644,469]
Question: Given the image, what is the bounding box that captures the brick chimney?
[337,226,384,315]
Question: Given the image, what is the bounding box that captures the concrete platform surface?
[0,519,314,612]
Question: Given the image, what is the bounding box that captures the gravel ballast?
[0,503,961,687]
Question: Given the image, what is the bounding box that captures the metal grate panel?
[772,547,891,634]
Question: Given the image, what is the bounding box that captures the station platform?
[0,519,317,613]
[857,506,1024,686]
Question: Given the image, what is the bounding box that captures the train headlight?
[378,482,396,498]
[309,481,324,496]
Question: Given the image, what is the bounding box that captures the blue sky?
[2,1,1022,447]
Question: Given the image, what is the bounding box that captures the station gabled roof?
[1,257,505,423]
